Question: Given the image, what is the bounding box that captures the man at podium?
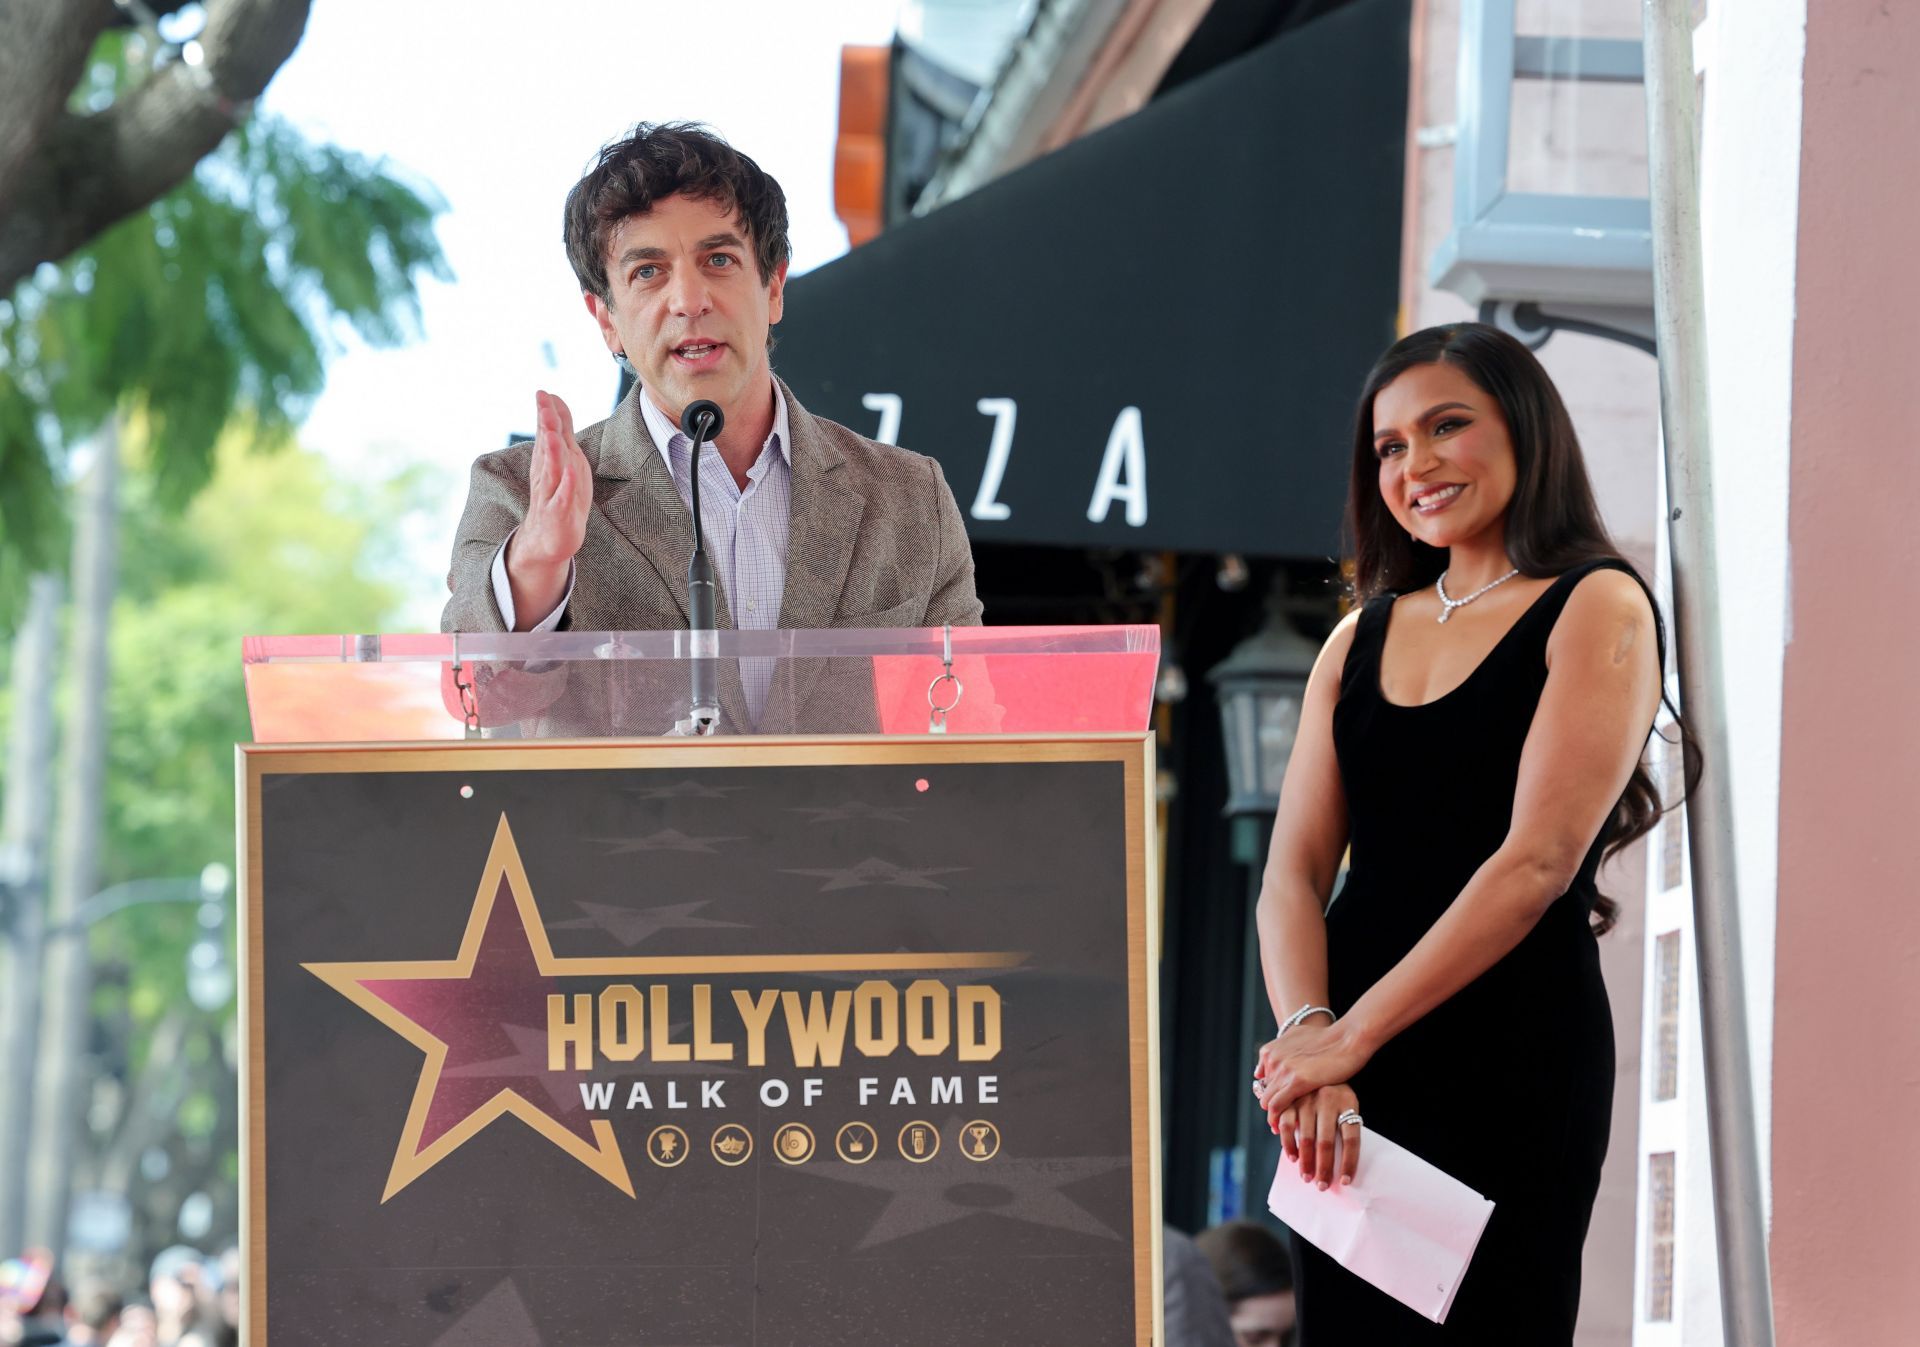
[440,122,983,734]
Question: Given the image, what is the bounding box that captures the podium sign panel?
[241,736,1159,1345]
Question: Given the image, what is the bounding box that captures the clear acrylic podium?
[242,624,1159,740]
[238,626,1166,1346]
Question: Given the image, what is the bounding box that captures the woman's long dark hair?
[1344,322,1702,934]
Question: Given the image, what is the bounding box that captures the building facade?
[814,0,1916,1340]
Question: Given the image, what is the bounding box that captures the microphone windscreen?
[682,399,725,440]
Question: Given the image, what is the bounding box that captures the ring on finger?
[1337,1109,1363,1128]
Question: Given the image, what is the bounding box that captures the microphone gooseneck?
[681,399,725,564]
[682,399,725,735]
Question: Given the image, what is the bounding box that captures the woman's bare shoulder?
[1563,566,1654,622]
[1549,566,1657,668]
[1324,604,1364,649]
[1310,606,1366,689]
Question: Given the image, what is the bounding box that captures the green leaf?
[0,27,449,588]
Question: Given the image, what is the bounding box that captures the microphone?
[682,399,725,734]
[684,399,724,444]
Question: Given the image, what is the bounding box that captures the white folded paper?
[1266,1124,1495,1324]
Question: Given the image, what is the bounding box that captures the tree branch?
[0,1,120,220]
[0,0,312,298]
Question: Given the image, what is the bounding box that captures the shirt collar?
[639,378,790,484]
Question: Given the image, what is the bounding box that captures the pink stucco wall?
[1772,1,1920,1341]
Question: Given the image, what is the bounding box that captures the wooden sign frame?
[239,735,1162,1345]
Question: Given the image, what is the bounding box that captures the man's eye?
[634,265,658,281]
[709,254,735,268]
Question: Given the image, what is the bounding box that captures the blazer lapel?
[776,381,866,631]
[596,388,697,626]
[763,382,868,731]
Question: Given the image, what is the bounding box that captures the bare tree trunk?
[27,419,119,1258]
[0,571,63,1254]
[97,1011,192,1195]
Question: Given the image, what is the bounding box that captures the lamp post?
[1206,588,1320,1222]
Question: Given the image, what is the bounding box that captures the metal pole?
[27,417,119,1260]
[1641,4,1777,1343]
[0,572,62,1254]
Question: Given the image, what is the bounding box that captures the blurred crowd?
[0,1246,239,1347]
[3,1222,1287,1345]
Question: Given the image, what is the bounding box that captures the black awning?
[775,0,1410,559]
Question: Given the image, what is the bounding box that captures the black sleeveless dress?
[1290,559,1642,1343]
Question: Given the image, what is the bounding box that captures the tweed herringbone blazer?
[440,378,984,736]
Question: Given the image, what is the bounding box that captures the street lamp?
[1209,589,1322,822]
[1203,584,1324,1225]
[46,867,238,1012]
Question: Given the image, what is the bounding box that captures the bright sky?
[262,0,905,627]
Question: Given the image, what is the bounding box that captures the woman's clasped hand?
[1253,1022,1370,1189]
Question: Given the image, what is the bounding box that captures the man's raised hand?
[504,390,591,629]
[524,390,591,560]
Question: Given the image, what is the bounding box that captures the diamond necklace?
[1434,567,1520,623]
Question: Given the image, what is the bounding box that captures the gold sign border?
[239,733,1162,1346]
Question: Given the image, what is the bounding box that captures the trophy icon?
[962,1120,1000,1162]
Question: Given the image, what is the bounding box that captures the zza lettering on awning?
[776,0,1408,559]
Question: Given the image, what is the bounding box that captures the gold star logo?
[304,815,633,1201]
[304,814,1025,1203]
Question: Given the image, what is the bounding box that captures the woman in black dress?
[1250,323,1698,1342]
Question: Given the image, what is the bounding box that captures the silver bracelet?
[1279,1003,1336,1036]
